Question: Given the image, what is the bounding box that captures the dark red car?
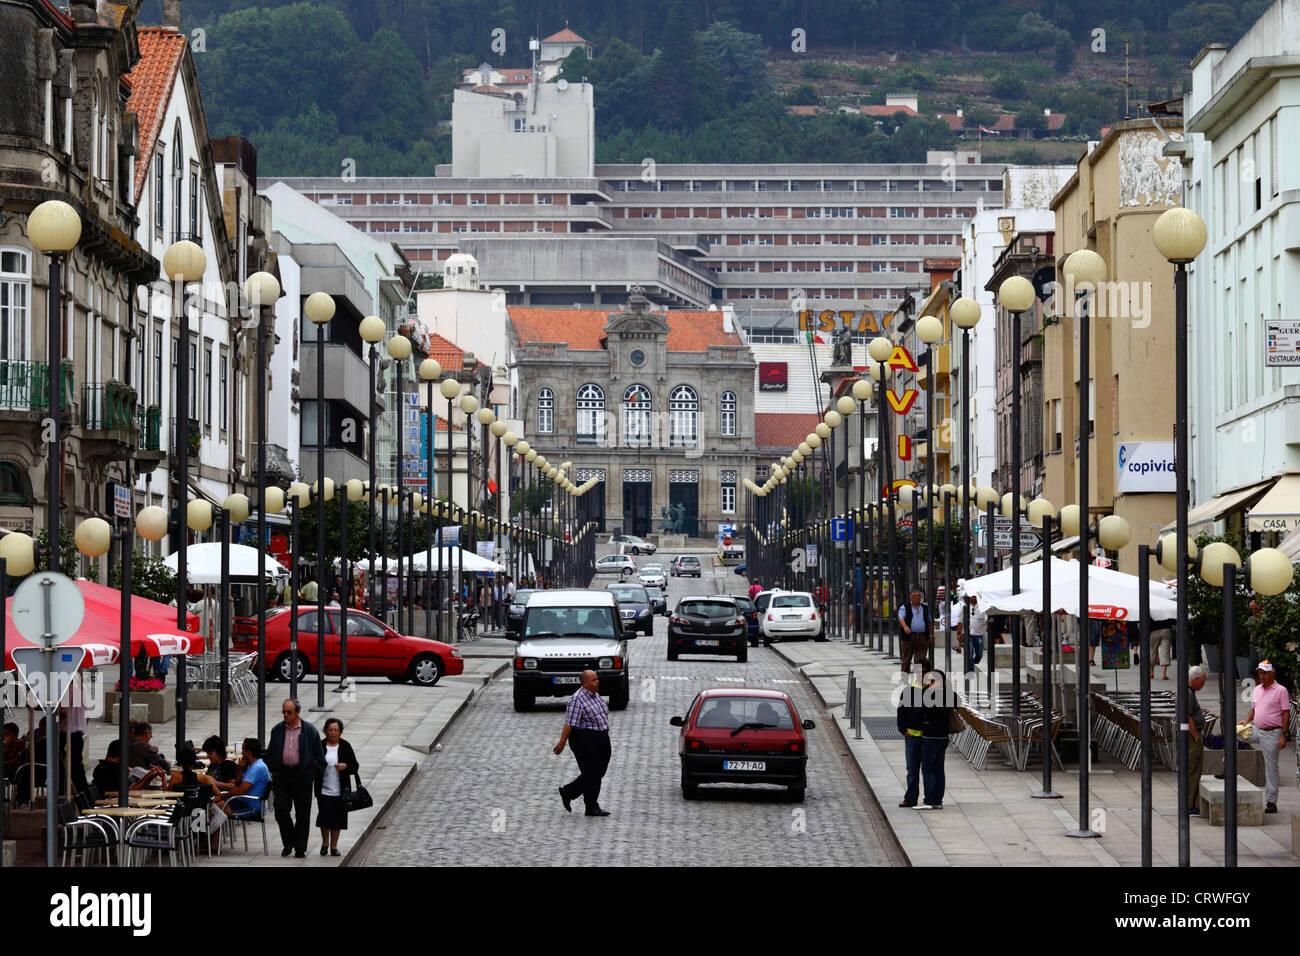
[233,606,463,687]
[670,688,816,802]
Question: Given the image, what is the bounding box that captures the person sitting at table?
[168,746,220,797]
[3,722,25,779]
[128,721,170,775]
[202,735,241,793]
[93,739,165,794]
[215,737,270,819]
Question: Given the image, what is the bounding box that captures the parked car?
[505,588,535,635]
[513,589,631,711]
[670,555,702,577]
[735,595,760,644]
[753,589,783,618]
[638,563,667,589]
[595,553,637,576]
[610,534,656,555]
[760,591,823,642]
[232,606,464,687]
[670,688,815,801]
[645,585,668,616]
[606,582,655,636]
[667,596,746,663]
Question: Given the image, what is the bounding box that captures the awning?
[188,477,224,507]
[1052,535,1080,553]
[1247,472,1300,535]
[1280,527,1300,563]
[1159,478,1275,533]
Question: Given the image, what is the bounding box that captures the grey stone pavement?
[73,644,510,867]
[772,629,1300,867]
[354,561,902,867]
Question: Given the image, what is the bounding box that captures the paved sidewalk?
[72,643,510,867]
[773,636,1299,867]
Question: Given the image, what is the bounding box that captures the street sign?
[439,525,461,546]
[978,529,1041,550]
[10,646,83,712]
[831,517,853,541]
[1265,319,1300,366]
[805,543,818,567]
[476,540,495,560]
[10,571,84,646]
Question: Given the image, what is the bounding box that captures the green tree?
[1166,3,1240,54]
[108,550,179,606]
[292,493,373,564]
[648,0,715,129]
[698,21,772,106]
[339,27,428,149]
[787,83,821,106]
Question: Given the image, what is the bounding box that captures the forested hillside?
[137,0,1272,176]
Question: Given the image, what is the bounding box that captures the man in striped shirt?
[554,670,612,817]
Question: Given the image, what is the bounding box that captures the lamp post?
[868,343,897,658]
[997,275,1036,718]
[246,271,281,741]
[286,481,310,697]
[1153,206,1208,867]
[1026,496,1061,800]
[308,477,334,711]
[853,379,871,645]
[461,391,481,598]
[305,291,335,709]
[160,239,206,755]
[359,316,386,618]
[418,359,442,638]
[341,478,363,685]
[950,296,981,680]
[387,333,412,631]
[1060,247,1107,839]
[941,485,956,671]
[28,201,81,569]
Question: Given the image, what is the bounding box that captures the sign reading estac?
[758,362,788,391]
[1116,442,1175,493]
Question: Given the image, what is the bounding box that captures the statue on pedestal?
[658,505,674,534]
[831,325,852,367]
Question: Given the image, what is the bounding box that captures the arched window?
[576,383,604,444]
[623,384,652,446]
[536,387,554,434]
[669,384,697,447]
[720,390,737,436]
[0,463,28,506]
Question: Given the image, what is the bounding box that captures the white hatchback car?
[760,591,823,642]
[638,564,667,589]
[595,553,637,577]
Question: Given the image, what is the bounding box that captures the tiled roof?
[860,104,919,117]
[125,27,187,203]
[509,307,745,352]
[467,84,512,97]
[426,332,464,371]
[755,413,822,450]
[542,27,588,43]
[462,67,532,83]
[1045,113,1066,131]
[938,113,964,130]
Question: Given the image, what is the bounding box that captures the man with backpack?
[897,587,933,674]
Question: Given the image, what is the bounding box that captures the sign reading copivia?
[1116,442,1175,494]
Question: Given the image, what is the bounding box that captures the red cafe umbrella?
[3,582,200,669]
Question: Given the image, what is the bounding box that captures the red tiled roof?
[1045,113,1066,131]
[860,104,919,117]
[755,413,822,449]
[462,67,532,83]
[542,27,588,44]
[125,27,187,203]
[938,113,964,130]
[509,307,745,352]
[426,332,464,371]
[991,114,1017,132]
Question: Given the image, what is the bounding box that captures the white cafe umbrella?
[399,547,506,575]
[164,542,287,584]
[959,556,1177,621]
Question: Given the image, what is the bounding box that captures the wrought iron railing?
[138,405,162,451]
[0,359,74,411]
[82,381,139,433]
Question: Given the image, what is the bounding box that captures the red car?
[670,688,816,802]
[233,606,463,687]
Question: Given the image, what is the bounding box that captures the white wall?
[451,82,595,179]
[270,254,302,470]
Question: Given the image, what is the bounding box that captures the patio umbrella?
[164,542,286,583]
[401,547,506,574]
[959,557,1178,621]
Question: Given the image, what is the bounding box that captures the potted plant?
[105,675,175,723]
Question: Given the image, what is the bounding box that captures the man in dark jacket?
[896,678,925,808]
[266,698,326,858]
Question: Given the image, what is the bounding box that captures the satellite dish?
[556,78,569,90]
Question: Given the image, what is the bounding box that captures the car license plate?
[782,614,800,620]
[723,760,766,771]
[695,639,720,646]
[552,676,581,684]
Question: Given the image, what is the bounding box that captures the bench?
[1197,778,1264,826]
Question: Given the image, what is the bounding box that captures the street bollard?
[854,687,863,739]
[844,670,855,719]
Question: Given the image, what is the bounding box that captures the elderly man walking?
[1244,661,1290,814]
[553,670,612,817]
[267,698,326,857]
[1186,666,1208,817]
[897,587,934,674]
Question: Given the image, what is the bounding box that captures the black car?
[735,595,761,645]
[645,586,668,616]
[505,588,535,635]
[668,596,746,662]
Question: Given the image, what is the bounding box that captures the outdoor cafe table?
[83,807,168,818]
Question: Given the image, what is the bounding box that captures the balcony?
[81,381,140,464]
[135,404,165,475]
[0,359,75,415]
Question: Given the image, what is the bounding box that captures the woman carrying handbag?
[316,718,361,857]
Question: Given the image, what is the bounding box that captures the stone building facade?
[0,0,158,552]
[508,291,756,537]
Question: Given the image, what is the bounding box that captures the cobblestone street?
[357,563,898,866]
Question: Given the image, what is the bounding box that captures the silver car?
[638,563,667,589]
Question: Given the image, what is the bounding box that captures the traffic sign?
[831,517,853,541]
[10,571,84,646]
[10,646,83,712]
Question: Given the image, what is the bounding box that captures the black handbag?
[342,775,373,813]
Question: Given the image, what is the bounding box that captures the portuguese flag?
[805,331,826,344]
